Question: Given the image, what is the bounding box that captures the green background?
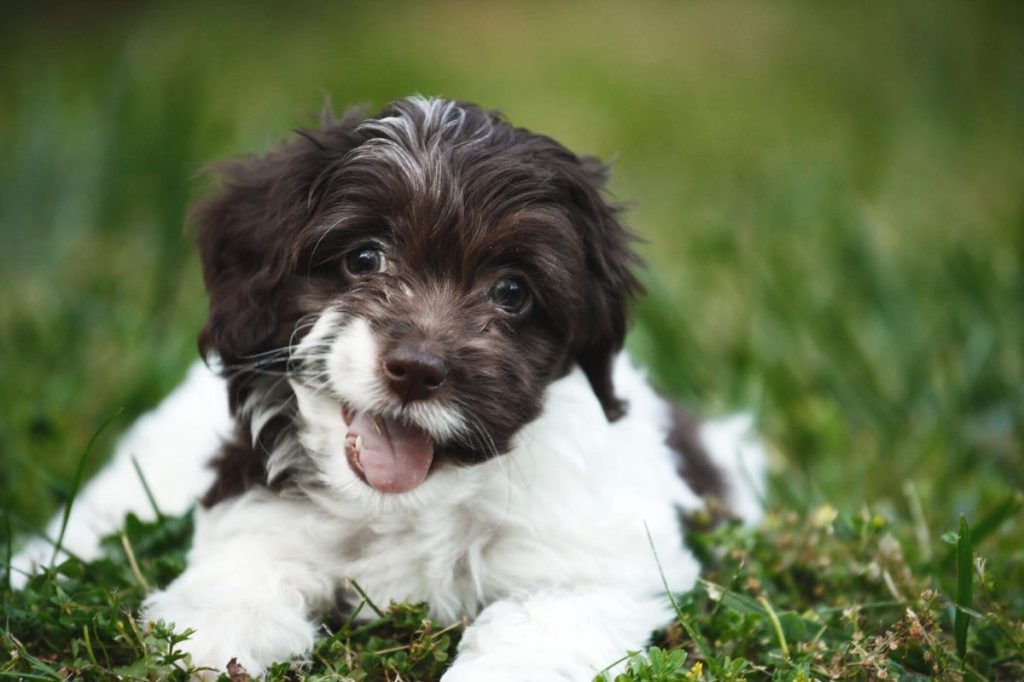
[1,1,1021,559]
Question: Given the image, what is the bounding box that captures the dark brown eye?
[491,277,529,313]
[344,247,386,276]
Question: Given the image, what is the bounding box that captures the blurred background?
[1,1,1021,553]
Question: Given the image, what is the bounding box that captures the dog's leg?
[10,362,229,588]
[442,588,675,682]
[142,488,340,678]
[700,413,768,525]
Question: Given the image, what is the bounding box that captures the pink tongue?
[345,412,434,493]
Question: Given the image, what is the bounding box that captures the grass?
[1,0,1022,679]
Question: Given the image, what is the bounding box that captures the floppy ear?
[194,110,364,366]
[562,156,644,421]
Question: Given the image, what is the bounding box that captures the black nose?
[383,347,448,403]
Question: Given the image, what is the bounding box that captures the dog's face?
[196,98,640,497]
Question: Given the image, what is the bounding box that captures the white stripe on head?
[351,97,488,196]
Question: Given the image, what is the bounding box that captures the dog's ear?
[561,156,644,422]
[194,110,364,365]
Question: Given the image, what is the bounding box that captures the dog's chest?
[336,506,509,623]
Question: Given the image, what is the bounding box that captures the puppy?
[13,97,765,680]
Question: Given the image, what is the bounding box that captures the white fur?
[353,96,488,199]
[700,414,767,525]
[9,363,231,589]
[13,354,765,680]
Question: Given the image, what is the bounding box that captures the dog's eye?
[491,277,529,313]
[344,247,387,276]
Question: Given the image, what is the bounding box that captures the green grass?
[2,0,1022,679]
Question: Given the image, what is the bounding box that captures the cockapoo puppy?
[14,97,765,680]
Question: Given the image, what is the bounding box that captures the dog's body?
[13,98,765,680]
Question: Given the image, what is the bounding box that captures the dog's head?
[196,98,641,496]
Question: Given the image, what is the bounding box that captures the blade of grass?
[594,651,636,680]
[903,481,932,561]
[3,511,11,592]
[340,599,366,632]
[644,523,713,660]
[82,625,102,672]
[91,622,113,671]
[0,639,63,680]
[348,577,385,618]
[131,455,164,522]
[969,492,1022,547]
[50,407,124,566]
[348,616,393,639]
[119,531,150,591]
[942,491,1022,565]
[757,595,791,660]
[955,514,974,660]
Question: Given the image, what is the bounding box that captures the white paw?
[142,584,316,678]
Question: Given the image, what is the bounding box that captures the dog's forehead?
[331,98,584,279]
[385,201,581,292]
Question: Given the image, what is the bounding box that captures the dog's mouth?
[342,405,435,494]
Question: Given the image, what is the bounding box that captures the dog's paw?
[142,584,315,679]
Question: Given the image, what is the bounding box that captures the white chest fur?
[290,358,705,624]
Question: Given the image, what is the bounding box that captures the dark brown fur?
[666,406,726,500]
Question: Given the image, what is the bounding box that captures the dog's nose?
[383,347,448,403]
